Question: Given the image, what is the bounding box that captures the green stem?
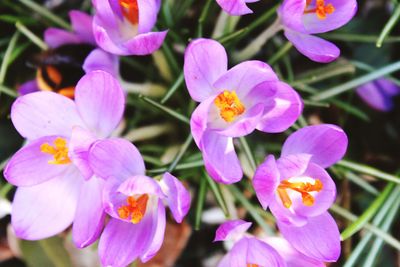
[167,134,193,172]
[194,177,207,230]
[19,0,71,29]
[0,32,19,84]
[376,4,400,47]
[268,42,292,65]
[148,160,204,174]
[311,61,400,101]
[337,160,400,184]
[239,137,257,172]
[341,183,395,240]
[204,171,230,218]
[15,21,48,50]
[160,72,184,104]
[197,0,214,37]
[139,95,190,125]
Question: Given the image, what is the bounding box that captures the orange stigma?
[40,137,71,165]
[119,0,139,25]
[214,90,245,122]
[277,179,323,208]
[247,264,259,267]
[117,194,149,224]
[304,0,335,20]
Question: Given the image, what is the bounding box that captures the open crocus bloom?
[356,78,400,112]
[278,0,357,63]
[88,138,191,266]
[19,10,118,97]
[4,71,125,248]
[215,0,260,16]
[184,38,303,184]
[253,124,347,262]
[214,220,285,267]
[92,0,168,55]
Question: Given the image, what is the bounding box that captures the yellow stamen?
[119,0,139,25]
[277,179,323,208]
[304,0,335,20]
[214,90,245,122]
[247,264,259,267]
[40,137,71,165]
[117,194,149,224]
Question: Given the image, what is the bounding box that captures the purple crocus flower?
[19,10,118,96]
[214,220,285,267]
[356,78,400,112]
[184,38,303,184]
[253,124,347,262]
[4,71,125,248]
[278,0,357,63]
[92,0,168,56]
[88,138,191,266]
[215,0,260,16]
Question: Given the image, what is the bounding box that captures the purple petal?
[269,195,308,226]
[253,155,280,209]
[118,175,165,198]
[213,219,252,242]
[284,30,340,63]
[69,126,96,180]
[281,124,348,168]
[69,10,96,44]
[201,131,243,184]
[140,200,166,262]
[122,31,168,56]
[277,212,341,262]
[265,237,325,267]
[160,172,191,223]
[215,0,254,16]
[99,199,166,266]
[303,0,358,34]
[11,91,83,140]
[291,163,336,218]
[12,167,82,240]
[75,71,125,138]
[278,0,307,33]
[184,39,228,102]
[89,138,145,180]
[72,177,105,248]
[213,60,278,99]
[137,0,159,33]
[44,28,82,48]
[356,78,400,112]
[83,48,119,77]
[250,81,303,133]
[276,154,312,179]
[18,80,39,95]
[4,136,71,186]
[190,96,214,147]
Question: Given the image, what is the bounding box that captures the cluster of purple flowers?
[4,0,360,266]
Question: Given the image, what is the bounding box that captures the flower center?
[40,137,71,165]
[304,0,335,20]
[247,264,259,267]
[277,179,323,208]
[117,194,149,224]
[214,90,245,123]
[119,0,139,25]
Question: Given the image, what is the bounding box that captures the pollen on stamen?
[119,0,139,25]
[247,264,260,267]
[214,90,245,123]
[40,137,71,165]
[304,0,335,20]
[277,179,323,208]
[117,194,149,224]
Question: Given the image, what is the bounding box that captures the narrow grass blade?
[15,21,48,50]
[376,4,400,47]
[0,32,19,84]
[311,61,400,101]
[167,134,193,172]
[194,177,207,230]
[204,171,230,218]
[341,183,395,240]
[337,160,400,184]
